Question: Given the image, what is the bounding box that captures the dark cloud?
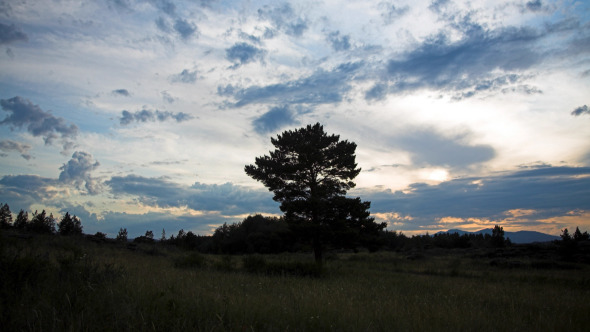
[218,61,364,107]
[0,174,57,208]
[365,83,388,101]
[112,89,130,97]
[155,16,171,33]
[0,96,78,148]
[378,2,409,24]
[225,42,266,68]
[0,139,31,160]
[174,18,198,39]
[359,166,590,230]
[59,151,101,195]
[119,109,193,125]
[571,105,589,116]
[257,3,309,37]
[252,105,297,134]
[386,25,541,94]
[170,69,197,83]
[326,31,351,52]
[106,174,277,215]
[526,0,543,12]
[238,31,262,44]
[374,13,586,100]
[0,23,28,44]
[397,129,495,169]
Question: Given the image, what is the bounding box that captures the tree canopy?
[245,123,385,262]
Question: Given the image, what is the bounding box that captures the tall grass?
[1,233,589,331]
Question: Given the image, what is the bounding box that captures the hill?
[439,228,560,244]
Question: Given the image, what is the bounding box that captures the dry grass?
[2,233,589,331]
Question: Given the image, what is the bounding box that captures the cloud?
[59,151,101,195]
[155,16,172,33]
[218,61,364,107]
[571,105,590,116]
[0,174,57,209]
[0,96,78,149]
[525,0,543,12]
[326,31,351,52]
[365,83,389,101]
[119,109,193,125]
[359,166,590,230]
[106,0,133,13]
[170,69,197,83]
[112,89,130,96]
[106,174,278,215]
[161,91,175,103]
[397,129,495,169]
[225,42,266,68]
[0,139,32,160]
[383,22,547,98]
[152,0,176,16]
[257,3,309,37]
[174,18,198,39]
[252,105,297,134]
[0,23,28,44]
[378,2,409,25]
[428,0,451,15]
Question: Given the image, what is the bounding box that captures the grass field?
[1,233,589,331]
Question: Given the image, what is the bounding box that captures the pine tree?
[58,212,83,235]
[13,210,28,229]
[0,203,12,228]
[245,123,385,263]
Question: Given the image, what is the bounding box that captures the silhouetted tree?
[161,228,166,241]
[93,232,107,241]
[245,123,382,263]
[134,230,155,243]
[210,214,294,254]
[57,212,83,235]
[560,228,572,242]
[13,210,28,229]
[0,203,12,228]
[28,210,55,234]
[573,227,589,242]
[559,228,577,259]
[116,228,128,242]
[491,225,505,248]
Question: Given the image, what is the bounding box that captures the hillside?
[440,228,560,244]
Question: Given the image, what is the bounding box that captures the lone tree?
[245,123,385,263]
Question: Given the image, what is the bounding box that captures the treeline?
[379,225,511,251]
[2,202,589,255]
[0,203,82,235]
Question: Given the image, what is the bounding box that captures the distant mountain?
[437,228,560,244]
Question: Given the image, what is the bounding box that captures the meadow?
[1,232,589,331]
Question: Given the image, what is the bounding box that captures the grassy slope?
[1,233,589,331]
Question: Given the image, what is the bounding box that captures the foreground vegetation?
[2,230,589,331]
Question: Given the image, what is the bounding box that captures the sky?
[0,0,589,238]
